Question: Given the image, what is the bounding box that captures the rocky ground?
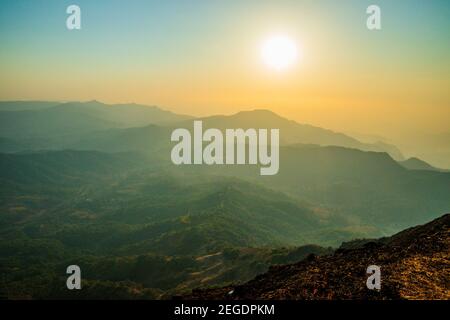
[186,214,450,300]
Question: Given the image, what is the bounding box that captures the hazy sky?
[0,0,449,143]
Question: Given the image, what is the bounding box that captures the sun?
[261,35,298,71]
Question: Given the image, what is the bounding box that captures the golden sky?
[1,0,449,143]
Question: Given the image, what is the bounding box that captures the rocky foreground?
[186,214,450,300]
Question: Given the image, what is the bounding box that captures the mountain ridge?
[186,213,450,300]
[0,101,404,161]
[399,157,447,172]
[179,108,404,160]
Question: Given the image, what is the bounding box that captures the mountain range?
[0,100,448,299]
[0,101,403,159]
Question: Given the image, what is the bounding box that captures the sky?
[0,0,449,162]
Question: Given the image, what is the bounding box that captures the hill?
[68,124,170,155]
[0,101,60,111]
[0,150,340,298]
[0,103,404,160]
[0,151,346,249]
[0,101,190,142]
[0,100,403,160]
[187,213,450,300]
[0,150,146,185]
[0,137,28,153]
[64,109,406,163]
[180,144,450,231]
[0,149,448,298]
[51,101,192,127]
[179,109,404,160]
[399,157,445,172]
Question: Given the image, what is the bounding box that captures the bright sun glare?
[261,35,298,71]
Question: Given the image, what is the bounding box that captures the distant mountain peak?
[399,157,444,172]
[87,99,102,104]
[188,109,404,159]
[235,109,280,116]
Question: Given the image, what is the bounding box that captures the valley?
[0,101,448,299]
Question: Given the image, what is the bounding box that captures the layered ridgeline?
[0,101,449,299]
[399,157,448,172]
[0,152,449,298]
[188,214,450,300]
[178,110,404,160]
[0,101,191,150]
[0,101,401,158]
[0,100,447,230]
[0,151,336,298]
